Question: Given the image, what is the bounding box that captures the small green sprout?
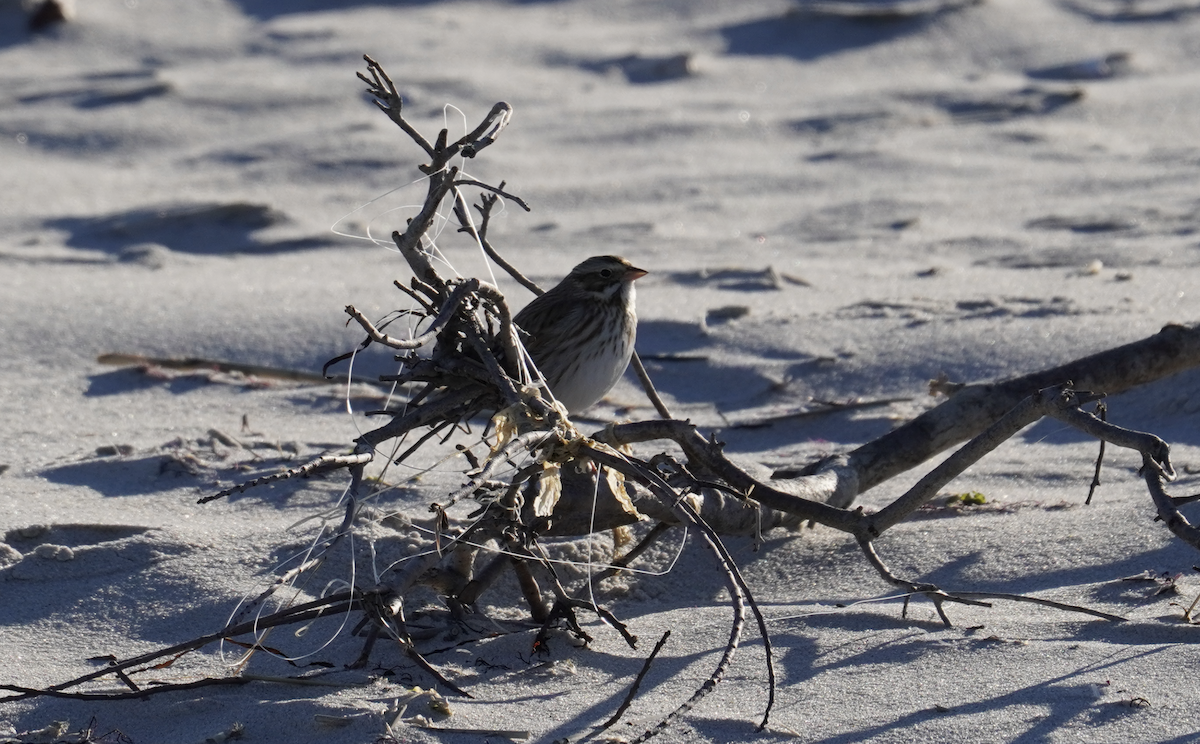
[947,491,987,506]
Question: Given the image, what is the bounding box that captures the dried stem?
[630,351,673,420]
[599,630,672,733]
[1086,401,1108,504]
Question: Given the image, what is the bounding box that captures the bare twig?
[1086,400,1108,504]
[455,102,513,158]
[730,396,912,430]
[855,538,991,628]
[599,630,672,733]
[358,55,435,156]
[947,591,1126,622]
[344,279,480,350]
[454,177,530,212]
[199,452,373,504]
[0,676,254,702]
[362,591,473,697]
[97,353,346,385]
[588,521,674,588]
[1142,456,1200,551]
[631,351,673,420]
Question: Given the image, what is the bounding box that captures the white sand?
[5,0,1200,741]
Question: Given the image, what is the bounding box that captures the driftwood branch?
[828,323,1200,496]
[867,385,1109,535]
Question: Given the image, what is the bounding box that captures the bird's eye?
[599,268,613,278]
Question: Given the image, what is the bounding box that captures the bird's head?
[568,255,647,299]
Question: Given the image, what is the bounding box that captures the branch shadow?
[797,642,1163,744]
[84,368,212,398]
[39,455,207,497]
[636,319,834,417]
[229,0,569,20]
[1058,0,1200,22]
[17,73,172,110]
[720,2,978,61]
[45,202,333,256]
[764,576,1189,742]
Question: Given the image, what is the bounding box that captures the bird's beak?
[626,266,648,281]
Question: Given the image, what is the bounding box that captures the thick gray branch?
[822,322,1200,499]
